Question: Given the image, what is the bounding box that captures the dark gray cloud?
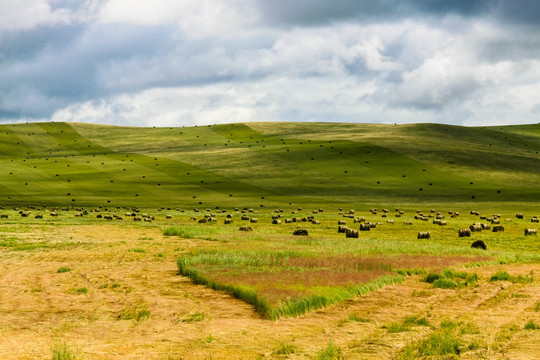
[255,0,492,26]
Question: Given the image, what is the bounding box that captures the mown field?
[0,121,538,359]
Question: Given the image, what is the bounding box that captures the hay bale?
[471,240,487,250]
[524,229,537,235]
[492,225,504,232]
[458,229,471,237]
[338,220,346,225]
[224,219,233,224]
[516,213,524,219]
[532,217,539,223]
[241,215,249,220]
[0,214,8,219]
[481,223,491,230]
[469,224,483,232]
[285,218,292,223]
[272,219,281,225]
[239,226,253,232]
[346,229,359,238]
[417,231,431,239]
[312,220,321,225]
[293,229,308,236]
[359,223,370,231]
[166,215,172,219]
[338,225,348,233]
[438,220,447,226]
[250,218,258,223]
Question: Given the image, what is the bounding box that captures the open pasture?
[0,203,538,359]
[0,121,538,358]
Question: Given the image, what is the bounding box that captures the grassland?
[0,121,538,208]
[0,121,538,358]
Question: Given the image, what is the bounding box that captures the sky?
[1,0,540,127]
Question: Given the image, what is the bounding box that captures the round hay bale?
[458,229,471,237]
[239,226,253,232]
[272,219,281,225]
[346,229,359,238]
[359,223,370,231]
[492,225,504,232]
[471,240,487,250]
[293,229,308,236]
[417,231,431,239]
[524,229,537,235]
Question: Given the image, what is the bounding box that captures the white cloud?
[99,0,259,38]
[0,0,70,30]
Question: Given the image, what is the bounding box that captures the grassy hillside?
[0,121,538,208]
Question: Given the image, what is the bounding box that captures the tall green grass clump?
[51,341,80,360]
[316,340,344,360]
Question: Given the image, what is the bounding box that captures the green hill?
[0,121,538,208]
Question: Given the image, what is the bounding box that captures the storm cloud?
[1,0,540,126]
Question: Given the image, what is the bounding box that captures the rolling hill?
[0,121,538,208]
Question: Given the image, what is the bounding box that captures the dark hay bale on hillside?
[241,215,249,220]
[166,215,172,219]
[293,229,308,236]
[346,229,359,238]
[224,219,233,224]
[285,218,293,223]
[471,240,487,250]
[469,224,482,232]
[492,225,504,232]
[34,214,43,219]
[272,219,281,224]
[338,220,346,225]
[312,220,321,225]
[458,229,471,237]
[438,221,447,226]
[491,219,500,224]
[525,229,537,235]
[338,225,348,233]
[250,218,258,223]
[516,213,524,219]
[417,231,431,239]
[359,223,370,231]
[386,220,394,224]
[532,217,539,223]
[133,217,142,221]
[481,223,490,230]
[0,214,8,219]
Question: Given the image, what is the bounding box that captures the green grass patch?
[490,270,534,283]
[117,303,150,322]
[384,315,432,333]
[315,340,344,360]
[272,343,296,355]
[56,266,71,273]
[524,320,539,330]
[51,341,81,360]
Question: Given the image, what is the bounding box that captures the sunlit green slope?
[0,121,537,208]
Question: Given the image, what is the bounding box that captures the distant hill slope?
[0,121,538,208]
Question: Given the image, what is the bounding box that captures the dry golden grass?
[0,223,538,359]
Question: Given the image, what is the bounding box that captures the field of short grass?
[0,121,538,358]
[0,204,538,359]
